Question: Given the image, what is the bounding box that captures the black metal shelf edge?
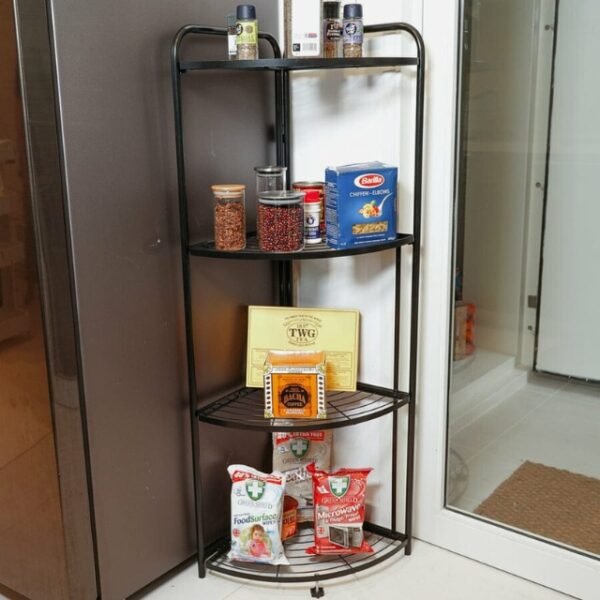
[205,523,407,583]
[189,234,414,260]
[196,384,410,432]
[180,56,418,73]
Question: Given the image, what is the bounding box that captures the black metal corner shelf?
[196,384,410,432]
[180,56,418,73]
[189,233,414,260]
[171,20,425,587]
[205,523,407,584]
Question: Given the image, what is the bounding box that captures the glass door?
[416,1,600,597]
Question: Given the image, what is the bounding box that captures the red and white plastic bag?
[306,464,373,555]
[227,464,288,565]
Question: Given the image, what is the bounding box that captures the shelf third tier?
[196,384,410,432]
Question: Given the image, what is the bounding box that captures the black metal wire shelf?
[189,233,414,260]
[180,56,418,73]
[196,383,410,432]
[205,523,407,583]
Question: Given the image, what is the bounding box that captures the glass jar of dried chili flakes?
[257,191,304,253]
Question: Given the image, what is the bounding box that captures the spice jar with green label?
[236,4,259,60]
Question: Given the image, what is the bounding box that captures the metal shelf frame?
[196,384,410,432]
[170,22,425,586]
[205,523,407,584]
[189,233,414,260]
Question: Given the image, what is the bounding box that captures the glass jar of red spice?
[257,191,304,253]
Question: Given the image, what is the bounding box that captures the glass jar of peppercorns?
[212,184,246,251]
[257,191,304,253]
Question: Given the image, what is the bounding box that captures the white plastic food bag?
[227,464,288,565]
[272,431,332,522]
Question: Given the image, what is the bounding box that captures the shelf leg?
[310,580,325,598]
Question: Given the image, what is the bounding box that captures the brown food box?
[264,350,326,419]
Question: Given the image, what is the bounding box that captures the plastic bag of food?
[306,463,373,555]
[272,431,332,523]
[227,464,288,565]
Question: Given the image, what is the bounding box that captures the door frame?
[415,0,600,597]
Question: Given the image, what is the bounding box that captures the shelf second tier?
[189,233,414,260]
[196,383,409,431]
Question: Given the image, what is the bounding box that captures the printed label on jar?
[325,21,343,42]
[343,21,363,45]
[236,20,258,45]
[304,210,321,242]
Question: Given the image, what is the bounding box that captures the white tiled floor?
[135,540,571,600]
[449,372,600,515]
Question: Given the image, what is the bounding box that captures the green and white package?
[227,464,288,565]
[272,431,332,522]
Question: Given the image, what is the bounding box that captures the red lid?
[304,190,321,203]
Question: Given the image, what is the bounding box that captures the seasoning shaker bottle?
[212,184,246,251]
[227,14,238,60]
[343,3,364,58]
[236,4,259,60]
[303,189,322,244]
[292,181,326,237]
[258,191,304,253]
[254,165,287,195]
[322,1,343,59]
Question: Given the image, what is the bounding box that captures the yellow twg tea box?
[264,350,326,419]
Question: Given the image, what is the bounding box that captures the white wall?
[461,0,540,358]
[536,0,600,380]
[292,0,422,525]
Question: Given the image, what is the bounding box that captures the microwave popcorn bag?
[272,431,332,523]
[227,465,288,565]
[306,464,373,555]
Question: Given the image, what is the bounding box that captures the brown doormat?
[475,461,600,556]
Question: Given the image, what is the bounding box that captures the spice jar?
[343,4,363,58]
[236,4,259,60]
[322,1,343,59]
[303,189,322,244]
[258,191,304,253]
[292,181,326,237]
[255,165,287,195]
[212,184,246,251]
[227,14,237,60]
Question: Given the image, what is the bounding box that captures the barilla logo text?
[354,173,385,188]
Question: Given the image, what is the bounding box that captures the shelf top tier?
[196,385,409,432]
[179,56,418,73]
[190,233,414,260]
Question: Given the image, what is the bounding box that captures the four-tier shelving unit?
[170,21,424,591]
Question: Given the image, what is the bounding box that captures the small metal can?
[292,181,326,237]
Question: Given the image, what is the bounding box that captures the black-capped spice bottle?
[343,3,363,58]
[322,1,343,59]
[236,4,259,60]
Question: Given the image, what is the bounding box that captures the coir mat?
[475,460,600,556]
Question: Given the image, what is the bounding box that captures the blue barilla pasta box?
[325,162,398,249]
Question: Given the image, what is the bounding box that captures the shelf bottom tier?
[204,523,407,583]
